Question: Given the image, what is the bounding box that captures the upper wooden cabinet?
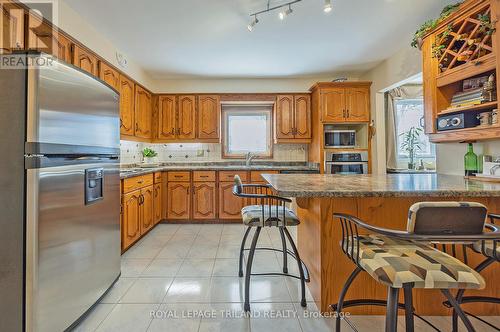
[99,61,120,91]
[157,95,177,140]
[311,82,371,123]
[177,95,196,139]
[135,85,152,139]
[275,94,311,142]
[120,75,135,136]
[197,95,220,140]
[0,2,24,53]
[72,44,98,76]
[27,13,71,63]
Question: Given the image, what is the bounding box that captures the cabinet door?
[177,95,196,139]
[122,190,141,250]
[218,182,244,220]
[27,14,71,63]
[197,95,220,139]
[294,94,311,139]
[153,183,162,225]
[119,75,135,136]
[275,95,295,139]
[99,61,120,91]
[167,182,191,220]
[321,88,345,122]
[1,3,24,53]
[193,182,216,220]
[135,85,152,139]
[72,44,98,76]
[345,88,370,122]
[141,186,154,234]
[157,95,177,140]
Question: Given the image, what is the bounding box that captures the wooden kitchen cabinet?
[141,185,154,234]
[72,44,98,76]
[218,181,245,220]
[275,94,311,142]
[177,95,196,139]
[193,182,216,220]
[157,95,177,140]
[99,61,120,91]
[197,95,220,140]
[1,2,24,53]
[122,190,142,250]
[316,83,371,123]
[27,13,72,63]
[119,75,135,136]
[135,85,152,139]
[153,183,162,225]
[167,182,191,220]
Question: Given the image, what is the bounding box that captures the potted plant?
[399,127,423,170]
[142,147,158,164]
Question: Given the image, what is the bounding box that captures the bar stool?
[446,213,500,331]
[232,175,309,312]
[331,202,500,332]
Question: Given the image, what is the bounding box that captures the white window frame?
[221,105,273,159]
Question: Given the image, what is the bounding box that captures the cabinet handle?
[120,119,123,127]
[200,175,208,178]
[346,110,349,118]
[137,180,143,184]
[342,110,345,118]
[171,128,175,135]
[174,175,183,178]
[135,123,139,132]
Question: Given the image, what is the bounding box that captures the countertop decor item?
[142,147,158,164]
[464,143,478,176]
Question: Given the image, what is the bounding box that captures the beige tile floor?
[72,224,500,332]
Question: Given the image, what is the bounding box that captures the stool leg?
[239,226,252,277]
[386,287,399,332]
[279,227,288,274]
[442,289,475,332]
[244,226,261,312]
[403,284,414,332]
[283,227,307,307]
[335,267,362,332]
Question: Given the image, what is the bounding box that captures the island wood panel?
[296,195,500,315]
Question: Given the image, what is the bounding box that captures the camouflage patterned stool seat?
[331,202,500,332]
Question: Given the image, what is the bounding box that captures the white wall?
[360,47,422,174]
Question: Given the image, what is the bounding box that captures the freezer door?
[27,56,119,150]
[25,160,121,332]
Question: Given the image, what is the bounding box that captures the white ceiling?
[65,0,454,79]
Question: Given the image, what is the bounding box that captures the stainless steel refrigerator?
[0,53,121,332]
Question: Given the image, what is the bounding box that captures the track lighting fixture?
[247,15,259,32]
[324,0,333,13]
[247,0,332,31]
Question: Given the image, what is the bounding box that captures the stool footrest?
[443,296,500,307]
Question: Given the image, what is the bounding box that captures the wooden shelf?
[438,101,498,115]
[429,124,500,143]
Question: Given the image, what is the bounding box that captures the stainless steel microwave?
[324,130,356,148]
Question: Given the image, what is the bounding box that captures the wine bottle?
[464,143,478,176]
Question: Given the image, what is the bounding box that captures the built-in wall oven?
[325,151,369,175]
[324,130,356,148]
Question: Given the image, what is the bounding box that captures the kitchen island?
[262,173,500,315]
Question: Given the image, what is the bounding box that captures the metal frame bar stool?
[445,213,500,331]
[331,202,500,332]
[232,175,310,312]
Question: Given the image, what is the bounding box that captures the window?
[222,105,272,158]
[394,98,436,160]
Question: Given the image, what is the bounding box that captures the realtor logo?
[0,0,58,68]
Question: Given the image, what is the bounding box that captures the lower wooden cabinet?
[193,182,216,220]
[141,185,154,234]
[122,190,141,250]
[167,182,191,220]
[218,181,245,220]
[153,183,162,224]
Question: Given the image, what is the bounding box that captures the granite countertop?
[120,162,320,179]
[261,173,500,198]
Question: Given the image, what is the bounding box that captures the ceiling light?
[247,16,259,32]
[279,5,293,20]
[324,0,332,13]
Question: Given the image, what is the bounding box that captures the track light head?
[279,5,293,20]
[247,16,259,32]
[324,0,332,13]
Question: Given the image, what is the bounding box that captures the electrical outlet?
[197,149,205,157]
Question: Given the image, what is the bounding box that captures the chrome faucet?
[490,157,500,175]
[245,152,256,167]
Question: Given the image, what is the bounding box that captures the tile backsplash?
[120,140,308,164]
